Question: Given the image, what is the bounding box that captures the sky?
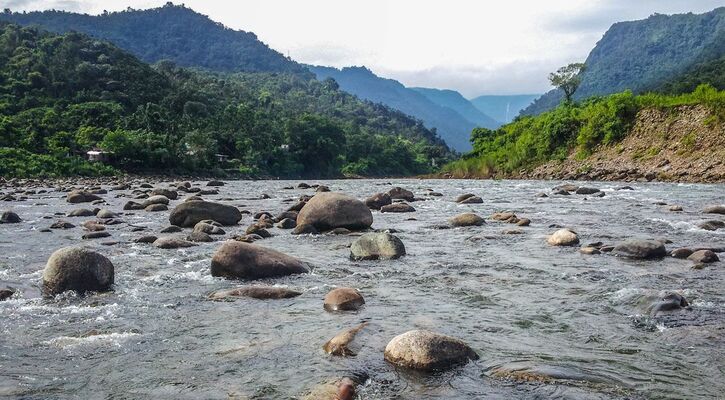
[5,0,723,97]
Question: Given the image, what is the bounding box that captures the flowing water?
[0,179,723,399]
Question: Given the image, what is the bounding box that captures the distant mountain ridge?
[0,4,304,73]
[410,87,501,128]
[522,7,725,115]
[308,65,488,151]
[469,95,539,124]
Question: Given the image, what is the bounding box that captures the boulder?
[123,201,145,210]
[143,195,170,207]
[459,196,483,204]
[277,218,297,229]
[67,191,102,204]
[292,224,319,235]
[210,241,308,280]
[50,220,75,229]
[687,250,719,263]
[187,231,214,242]
[150,188,178,200]
[134,235,158,244]
[697,220,724,231]
[0,211,21,223]
[0,288,14,301]
[449,213,485,227]
[82,231,111,239]
[383,330,478,371]
[547,229,579,246]
[380,203,415,213]
[316,185,330,192]
[208,286,301,300]
[580,247,600,255]
[455,193,476,203]
[145,204,168,212]
[153,237,197,249]
[613,240,667,259]
[81,221,105,231]
[575,187,600,195]
[491,212,516,222]
[296,193,372,231]
[516,218,531,226]
[42,247,114,295]
[668,205,683,212]
[323,287,365,311]
[169,201,242,227]
[67,208,95,217]
[207,180,225,187]
[96,209,117,219]
[194,221,226,235]
[553,184,578,192]
[671,248,693,259]
[350,233,406,260]
[387,187,414,201]
[364,193,392,210]
[703,205,725,215]
[160,225,182,233]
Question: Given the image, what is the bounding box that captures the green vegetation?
[443,85,724,176]
[523,7,725,115]
[0,23,450,177]
[548,63,586,103]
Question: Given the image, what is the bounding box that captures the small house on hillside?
[87,149,112,163]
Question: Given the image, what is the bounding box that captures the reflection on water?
[0,179,723,399]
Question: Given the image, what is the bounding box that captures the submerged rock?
[697,220,724,231]
[613,240,667,259]
[649,292,689,315]
[458,195,483,204]
[323,322,368,356]
[297,192,372,231]
[384,330,478,371]
[208,286,301,300]
[380,203,416,213]
[43,247,114,295]
[350,232,406,260]
[449,212,485,227]
[671,248,694,259]
[324,287,365,311]
[210,241,308,280]
[0,288,15,301]
[547,229,579,246]
[169,201,242,227]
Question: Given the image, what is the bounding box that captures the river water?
[0,179,723,399]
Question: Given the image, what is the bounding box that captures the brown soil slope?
[515,105,724,183]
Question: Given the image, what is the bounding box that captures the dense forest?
[0,4,304,74]
[522,7,725,115]
[444,84,725,177]
[0,23,451,177]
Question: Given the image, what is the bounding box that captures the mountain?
[469,95,540,124]
[0,4,305,73]
[0,22,450,178]
[410,87,501,128]
[522,7,725,115]
[308,65,479,151]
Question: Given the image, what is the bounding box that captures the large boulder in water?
[296,193,372,231]
[0,211,20,223]
[42,247,114,295]
[547,229,579,246]
[324,287,365,311]
[384,330,478,371]
[613,240,667,259]
[350,232,406,260]
[210,241,308,280]
[208,286,302,300]
[169,201,242,227]
[703,205,725,215]
[387,187,414,201]
[66,190,102,204]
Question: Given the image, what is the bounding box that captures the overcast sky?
[5,0,723,97]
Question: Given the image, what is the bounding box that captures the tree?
[549,63,586,103]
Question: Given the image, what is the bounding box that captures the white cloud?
[5,0,722,96]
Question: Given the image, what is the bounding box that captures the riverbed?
[0,179,723,399]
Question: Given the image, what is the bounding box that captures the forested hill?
[0,23,451,178]
[308,65,481,152]
[522,7,725,115]
[409,87,500,129]
[0,3,304,73]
